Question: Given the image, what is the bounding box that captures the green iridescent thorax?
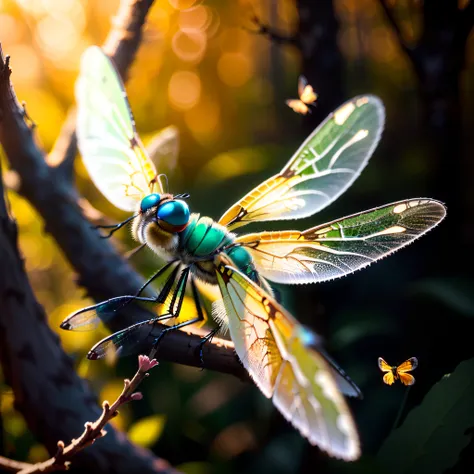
[179,214,234,257]
[178,213,257,284]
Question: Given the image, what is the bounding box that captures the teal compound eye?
[140,193,161,212]
[157,200,190,232]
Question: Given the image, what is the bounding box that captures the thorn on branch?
[0,53,12,80]
[21,101,36,130]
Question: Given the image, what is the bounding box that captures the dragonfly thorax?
[176,214,256,285]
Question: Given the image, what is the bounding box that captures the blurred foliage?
[128,415,167,448]
[1,0,474,473]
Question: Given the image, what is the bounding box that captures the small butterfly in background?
[378,357,419,386]
[286,75,318,115]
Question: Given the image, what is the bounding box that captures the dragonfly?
[61,46,446,460]
[378,357,419,386]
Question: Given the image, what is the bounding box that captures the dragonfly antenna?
[93,214,138,239]
[157,173,169,194]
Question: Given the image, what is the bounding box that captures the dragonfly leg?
[189,277,217,367]
[148,315,202,359]
[196,326,220,368]
[112,260,181,314]
[135,260,180,298]
[147,270,213,360]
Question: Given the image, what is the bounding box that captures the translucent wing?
[398,373,415,386]
[87,318,165,360]
[298,76,317,105]
[298,75,308,98]
[76,46,160,211]
[215,256,360,459]
[236,199,446,284]
[60,261,181,331]
[147,125,179,173]
[397,357,418,373]
[382,372,395,385]
[60,296,160,331]
[286,99,309,115]
[219,95,385,230]
[378,357,392,373]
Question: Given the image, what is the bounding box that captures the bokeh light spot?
[168,70,201,110]
[178,5,209,30]
[0,14,24,43]
[35,14,80,60]
[184,98,221,143]
[219,27,251,52]
[217,53,252,87]
[172,29,207,63]
[168,0,200,10]
[6,45,41,83]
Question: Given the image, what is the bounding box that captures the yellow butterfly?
[286,75,318,115]
[378,357,418,386]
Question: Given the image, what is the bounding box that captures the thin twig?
[14,356,158,474]
[0,456,32,473]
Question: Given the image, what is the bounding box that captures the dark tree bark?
[0,138,175,474]
[296,0,345,130]
[379,0,474,253]
[0,0,249,471]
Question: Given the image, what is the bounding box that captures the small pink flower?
[138,354,159,372]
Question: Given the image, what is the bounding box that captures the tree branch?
[458,0,474,43]
[14,356,158,474]
[244,13,299,47]
[0,0,248,470]
[0,147,174,473]
[0,41,244,377]
[378,0,414,60]
[0,456,32,473]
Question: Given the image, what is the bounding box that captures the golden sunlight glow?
[0,14,23,43]
[6,45,41,83]
[217,52,252,87]
[168,70,201,110]
[178,5,209,30]
[184,97,221,143]
[35,14,81,60]
[149,7,171,34]
[172,29,207,63]
[15,0,46,16]
[202,6,220,38]
[168,0,200,10]
[219,27,251,52]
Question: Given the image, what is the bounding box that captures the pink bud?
[130,392,143,401]
[138,355,159,371]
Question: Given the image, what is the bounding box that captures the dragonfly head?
[134,193,191,250]
[156,199,190,233]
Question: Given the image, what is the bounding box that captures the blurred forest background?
[1,0,474,473]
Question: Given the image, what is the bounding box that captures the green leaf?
[378,358,474,474]
[128,415,166,448]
